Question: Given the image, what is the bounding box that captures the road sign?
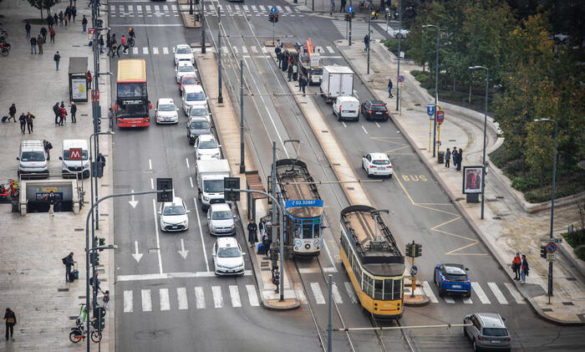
[69,148,82,161]
[545,242,558,254]
[546,253,556,262]
[270,7,277,14]
[398,75,405,83]
[410,265,418,276]
[426,104,435,117]
[436,110,445,125]
[347,6,353,13]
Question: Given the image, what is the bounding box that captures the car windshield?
[163,205,186,216]
[179,65,195,73]
[177,47,191,54]
[199,140,218,149]
[21,151,45,162]
[182,77,197,85]
[159,104,176,111]
[186,92,206,101]
[445,274,468,282]
[190,108,208,117]
[190,121,210,130]
[311,68,323,75]
[218,247,240,258]
[373,159,389,165]
[483,328,508,337]
[203,180,224,193]
[212,210,232,220]
[372,104,387,110]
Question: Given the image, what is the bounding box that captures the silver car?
[463,313,511,351]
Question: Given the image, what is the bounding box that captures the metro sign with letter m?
[69,148,82,161]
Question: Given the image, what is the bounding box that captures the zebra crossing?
[192,2,305,18]
[122,280,525,313]
[110,4,181,18]
[108,3,305,18]
[120,44,338,57]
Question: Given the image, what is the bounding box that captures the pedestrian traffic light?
[156,178,173,202]
[91,252,100,266]
[405,243,413,257]
[98,237,106,251]
[540,245,546,258]
[224,177,240,201]
[414,244,422,257]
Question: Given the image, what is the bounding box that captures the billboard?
[463,166,483,194]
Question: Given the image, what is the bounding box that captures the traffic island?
[403,277,430,306]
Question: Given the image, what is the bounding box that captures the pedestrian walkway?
[108,2,305,18]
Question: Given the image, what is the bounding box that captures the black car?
[361,100,389,121]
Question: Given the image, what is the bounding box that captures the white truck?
[196,159,231,210]
[320,66,354,103]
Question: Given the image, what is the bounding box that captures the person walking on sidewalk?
[247,219,258,248]
[387,79,393,98]
[54,51,61,71]
[70,102,77,123]
[456,148,463,171]
[72,6,77,22]
[40,26,47,42]
[262,233,272,258]
[53,14,58,28]
[52,102,60,124]
[287,62,293,81]
[47,14,54,29]
[4,308,16,341]
[43,139,53,160]
[63,252,75,281]
[340,0,346,13]
[47,190,56,216]
[25,21,31,38]
[59,102,67,125]
[26,112,35,134]
[299,74,307,96]
[520,255,529,283]
[82,15,88,32]
[364,33,370,51]
[37,34,44,55]
[30,35,37,54]
[8,103,17,122]
[99,34,104,54]
[19,113,27,134]
[330,0,335,16]
[102,290,110,309]
[451,147,458,170]
[445,148,451,168]
[512,252,522,280]
[49,27,56,43]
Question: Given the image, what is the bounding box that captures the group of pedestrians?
[248,218,273,257]
[106,28,135,58]
[444,147,463,171]
[512,252,530,283]
[52,101,75,126]
[4,103,37,134]
[275,42,309,96]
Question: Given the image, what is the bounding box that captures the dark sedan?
[361,100,389,121]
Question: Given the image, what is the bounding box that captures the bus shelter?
[68,57,88,102]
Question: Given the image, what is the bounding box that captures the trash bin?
[437,151,445,164]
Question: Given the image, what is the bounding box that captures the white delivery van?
[59,139,90,178]
[17,140,49,179]
[320,66,354,103]
[196,159,231,211]
[333,96,360,121]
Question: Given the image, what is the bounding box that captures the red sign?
[436,110,445,125]
[70,148,82,161]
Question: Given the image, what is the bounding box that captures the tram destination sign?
[285,199,324,208]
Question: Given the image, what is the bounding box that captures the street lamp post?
[534,118,559,301]
[201,1,206,54]
[367,5,371,74]
[396,0,402,111]
[217,5,223,104]
[239,59,245,174]
[469,66,489,220]
[423,24,440,157]
[189,0,193,15]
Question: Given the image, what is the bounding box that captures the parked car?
[182,85,207,115]
[195,134,221,160]
[175,61,197,83]
[155,98,179,124]
[207,203,235,236]
[332,96,359,121]
[187,106,211,122]
[463,313,511,351]
[362,153,393,178]
[212,237,245,276]
[434,263,471,297]
[361,100,389,121]
[158,197,189,232]
[186,117,211,145]
[179,75,199,96]
[17,140,49,179]
[174,44,194,66]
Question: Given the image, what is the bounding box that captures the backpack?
[54,53,60,61]
[62,257,67,265]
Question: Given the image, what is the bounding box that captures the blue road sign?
[410,265,418,276]
[545,242,558,254]
[348,6,354,13]
[398,75,405,83]
[271,7,277,14]
[427,104,436,116]
[285,199,324,208]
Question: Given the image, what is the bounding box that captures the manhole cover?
[75,228,84,232]
[58,288,69,292]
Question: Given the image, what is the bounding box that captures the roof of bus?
[117,59,147,82]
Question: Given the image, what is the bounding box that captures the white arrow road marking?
[152,199,164,274]
[185,157,190,169]
[132,241,143,263]
[246,285,260,307]
[311,282,326,304]
[212,286,223,308]
[229,285,242,307]
[123,290,133,312]
[193,197,210,271]
[361,125,368,135]
[177,287,188,310]
[195,286,205,309]
[150,178,154,190]
[189,176,194,188]
[129,189,138,208]
[159,288,170,311]
[141,289,152,312]
[177,238,189,259]
[148,159,152,170]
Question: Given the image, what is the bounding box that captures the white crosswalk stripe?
[141,289,152,312]
[276,6,284,12]
[488,282,508,305]
[251,5,257,11]
[212,286,223,308]
[472,282,491,304]
[124,290,133,313]
[332,282,343,304]
[143,47,149,55]
[154,5,160,11]
[294,282,307,304]
[463,296,473,304]
[310,282,326,304]
[153,47,159,55]
[443,296,455,304]
[233,46,239,54]
[246,285,260,307]
[243,5,249,11]
[242,46,248,54]
[229,285,242,308]
[195,286,205,309]
[315,46,324,54]
[133,47,138,55]
[261,46,268,54]
[326,46,335,54]
[159,288,170,311]
[504,283,526,304]
[422,281,439,303]
[251,46,258,54]
[344,281,358,304]
[162,47,169,55]
[285,6,292,12]
[177,287,188,310]
[259,5,266,11]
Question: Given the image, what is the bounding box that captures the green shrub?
[565,229,585,248]
[574,245,585,261]
[512,176,539,192]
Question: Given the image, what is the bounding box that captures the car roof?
[337,96,358,102]
[217,237,238,247]
[158,98,175,105]
[188,116,209,123]
[198,134,216,142]
[164,197,183,207]
[442,264,467,275]
[368,152,389,160]
[183,85,204,93]
[475,313,506,329]
[178,61,194,67]
[176,44,191,50]
[181,75,198,81]
[62,139,88,149]
[210,203,231,211]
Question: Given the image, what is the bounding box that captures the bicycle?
[69,304,102,343]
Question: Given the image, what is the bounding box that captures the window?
[383,279,394,300]
[212,210,232,220]
[483,328,508,337]
[374,279,384,300]
[186,92,206,101]
[21,151,45,162]
[363,274,373,297]
[217,247,240,258]
[190,121,210,130]
[302,220,313,239]
[393,278,402,299]
[158,104,176,112]
[163,205,186,216]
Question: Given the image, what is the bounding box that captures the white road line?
[133,47,138,55]
[229,285,242,308]
[177,287,188,310]
[315,46,324,53]
[261,46,268,54]
[185,157,190,168]
[326,46,335,54]
[332,283,343,304]
[344,282,358,304]
[242,46,248,54]
[243,5,249,11]
[463,296,473,304]
[284,6,292,12]
[148,159,152,170]
[150,178,154,190]
[195,286,205,309]
[251,5,257,11]
[444,296,455,304]
[123,290,133,312]
[246,285,260,306]
[294,283,307,304]
[276,6,283,12]
[151,199,164,274]
[488,282,508,304]
[159,288,170,311]
[251,46,258,54]
[143,47,149,55]
[212,286,224,308]
[342,122,347,128]
[310,282,326,304]
[171,5,177,11]
[504,283,526,304]
[422,281,439,303]
[153,47,159,55]
[141,289,152,312]
[259,5,266,11]
[189,176,194,188]
[193,197,210,271]
[361,125,368,134]
[163,47,169,55]
[128,5,133,12]
[233,46,238,54]
[154,5,160,11]
[472,282,491,304]
[375,122,381,128]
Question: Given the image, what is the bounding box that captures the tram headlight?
[294,239,302,251]
[313,239,320,249]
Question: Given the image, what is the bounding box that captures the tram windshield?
[292,218,321,239]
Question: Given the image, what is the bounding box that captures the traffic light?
[91,252,100,266]
[414,244,422,257]
[540,245,546,258]
[156,178,173,202]
[98,237,106,251]
[93,307,106,331]
[405,243,413,257]
[224,177,240,201]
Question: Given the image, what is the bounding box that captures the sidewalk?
[336,39,585,325]
[0,0,115,350]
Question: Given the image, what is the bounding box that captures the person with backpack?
[37,34,44,55]
[43,139,53,160]
[40,26,47,42]
[63,252,75,282]
[26,112,35,134]
[512,252,522,280]
[58,105,67,126]
[520,255,529,284]
[18,113,27,134]
[4,308,17,341]
[25,21,31,38]
[54,51,61,71]
[30,35,37,54]
[52,102,60,124]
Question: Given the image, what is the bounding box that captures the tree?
[27,0,58,20]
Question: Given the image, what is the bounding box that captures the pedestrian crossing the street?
[122,280,526,314]
[108,2,305,18]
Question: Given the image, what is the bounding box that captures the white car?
[155,98,179,124]
[175,61,197,84]
[207,203,235,236]
[188,106,211,122]
[182,85,208,115]
[174,44,195,66]
[212,237,245,276]
[158,197,190,232]
[362,152,393,178]
[195,134,221,160]
[333,96,360,121]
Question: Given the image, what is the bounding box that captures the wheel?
[69,331,83,343]
[438,286,446,297]
[91,330,102,343]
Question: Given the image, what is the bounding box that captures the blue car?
[434,263,472,297]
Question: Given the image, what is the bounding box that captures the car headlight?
[229,224,235,230]
[180,219,188,226]
[213,152,220,158]
[202,195,209,201]
[209,223,215,231]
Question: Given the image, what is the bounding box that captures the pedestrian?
[520,255,529,284]
[40,26,47,42]
[37,34,44,54]
[120,35,128,54]
[8,103,17,122]
[275,45,282,68]
[70,101,77,123]
[72,6,77,22]
[90,272,103,293]
[262,233,272,258]
[287,62,293,81]
[445,148,451,168]
[512,252,522,280]
[53,14,58,27]
[108,107,114,128]
[299,74,307,96]
[59,102,67,125]
[4,308,16,341]
[25,21,31,38]
[54,50,61,70]
[82,15,88,32]
[451,147,458,169]
[340,0,346,12]
[30,35,37,54]
[456,148,463,171]
[330,0,335,15]
[102,290,110,309]
[259,219,266,238]
[26,112,35,134]
[63,252,74,281]
[47,14,54,29]
[97,153,106,177]
[387,79,393,98]
[19,113,27,134]
[292,62,298,81]
[99,34,104,54]
[58,11,64,26]
[247,219,258,247]
[52,102,60,124]
[43,139,53,160]
[86,70,92,85]
[49,27,56,43]
[364,33,370,51]
[47,190,56,216]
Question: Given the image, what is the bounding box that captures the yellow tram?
[339,205,405,319]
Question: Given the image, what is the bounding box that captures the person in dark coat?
[26,112,35,134]
[47,191,56,216]
[520,255,529,283]
[54,51,61,71]
[445,148,451,168]
[299,74,307,96]
[387,79,393,98]
[70,102,77,123]
[8,103,16,122]
[364,33,370,51]
[451,147,458,170]
[340,0,346,12]
[43,139,53,160]
[287,62,294,81]
[63,252,74,282]
[18,113,27,134]
[247,219,258,247]
[456,148,463,171]
[53,102,60,124]
[262,233,272,258]
[30,36,37,54]
[40,26,48,42]
[82,15,88,32]
[4,308,16,341]
[281,54,288,72]
[47,14,54,29]
[25,21,31,38]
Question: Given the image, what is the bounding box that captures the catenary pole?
[240,59,245,173]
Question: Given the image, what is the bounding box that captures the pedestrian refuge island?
[68,57,89,103]
[19,179,81,215]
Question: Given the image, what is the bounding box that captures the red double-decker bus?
[114,59,151,127]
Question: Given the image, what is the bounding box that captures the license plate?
[491,340,500,344]
[376,112,383,115]
[172,225,178,229]
[377,167,386,170]
[452,285,461,288]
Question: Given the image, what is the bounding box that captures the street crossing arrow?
[129,189,138,208]
[178,238,189,259]
[132,241,143,263]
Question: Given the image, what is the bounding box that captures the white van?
[333,96,359,121]
[17,140,49,178]
[59,139,90,178]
